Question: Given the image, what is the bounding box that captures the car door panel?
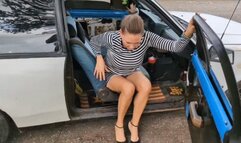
[0,0,70,127]
[192,51,232,140]
[187,14,241,143]
[0,57,69,127]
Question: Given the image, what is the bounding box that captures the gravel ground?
[10,110,191,143]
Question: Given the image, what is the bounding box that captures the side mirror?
[209,47,234,64]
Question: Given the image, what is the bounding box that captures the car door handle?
[190,101,203,128]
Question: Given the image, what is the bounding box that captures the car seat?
[67,15,120,102]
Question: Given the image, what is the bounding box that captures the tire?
[0,112,10,143]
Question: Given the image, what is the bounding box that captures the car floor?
[83,80,186,110]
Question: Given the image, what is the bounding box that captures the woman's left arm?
[148,18,195,52]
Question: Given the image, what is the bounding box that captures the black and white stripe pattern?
[90,31,190,76]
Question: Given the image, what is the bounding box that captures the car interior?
[63,0,194,118]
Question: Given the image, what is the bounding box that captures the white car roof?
[170,11,241,45]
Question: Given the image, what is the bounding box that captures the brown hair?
[120,14,144,35]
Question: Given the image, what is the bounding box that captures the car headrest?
[67,16,77,38]
[76,21,85,43]
[67,24,77,38]
[67,16,85,43]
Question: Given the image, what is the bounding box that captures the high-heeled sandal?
[115,124,127,143]
[128,121,140,143]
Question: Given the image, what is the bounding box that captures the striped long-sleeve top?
[90,30,190,76]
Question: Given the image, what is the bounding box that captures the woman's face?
[120,30,143,51]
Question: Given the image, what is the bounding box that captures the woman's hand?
[94,55,109,81]
[127,3,137,14]
[184,18,196,38]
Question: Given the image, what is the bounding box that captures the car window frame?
[0,0,67,59]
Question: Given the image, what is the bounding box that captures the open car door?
[187,14,241,143]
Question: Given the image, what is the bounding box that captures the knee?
[120,82,135,96]
[137,81,152,95]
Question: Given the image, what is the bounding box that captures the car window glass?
[0,0,57,54]
[138,1,179,40]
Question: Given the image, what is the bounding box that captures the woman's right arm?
[94,55,106,81]
[90,32,112,80]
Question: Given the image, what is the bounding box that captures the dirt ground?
[10,110,191,143]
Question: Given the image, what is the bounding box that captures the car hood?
[170,11,241,45]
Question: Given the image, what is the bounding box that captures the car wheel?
[0,112,10,143]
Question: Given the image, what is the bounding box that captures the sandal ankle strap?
[115,124,124,128]
[130,121,138,127]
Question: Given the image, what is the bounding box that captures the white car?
[171,11,241,92]
[1,1,241,143]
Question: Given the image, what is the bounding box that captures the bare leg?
[107,75,135,142]
[126,71,152,141]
